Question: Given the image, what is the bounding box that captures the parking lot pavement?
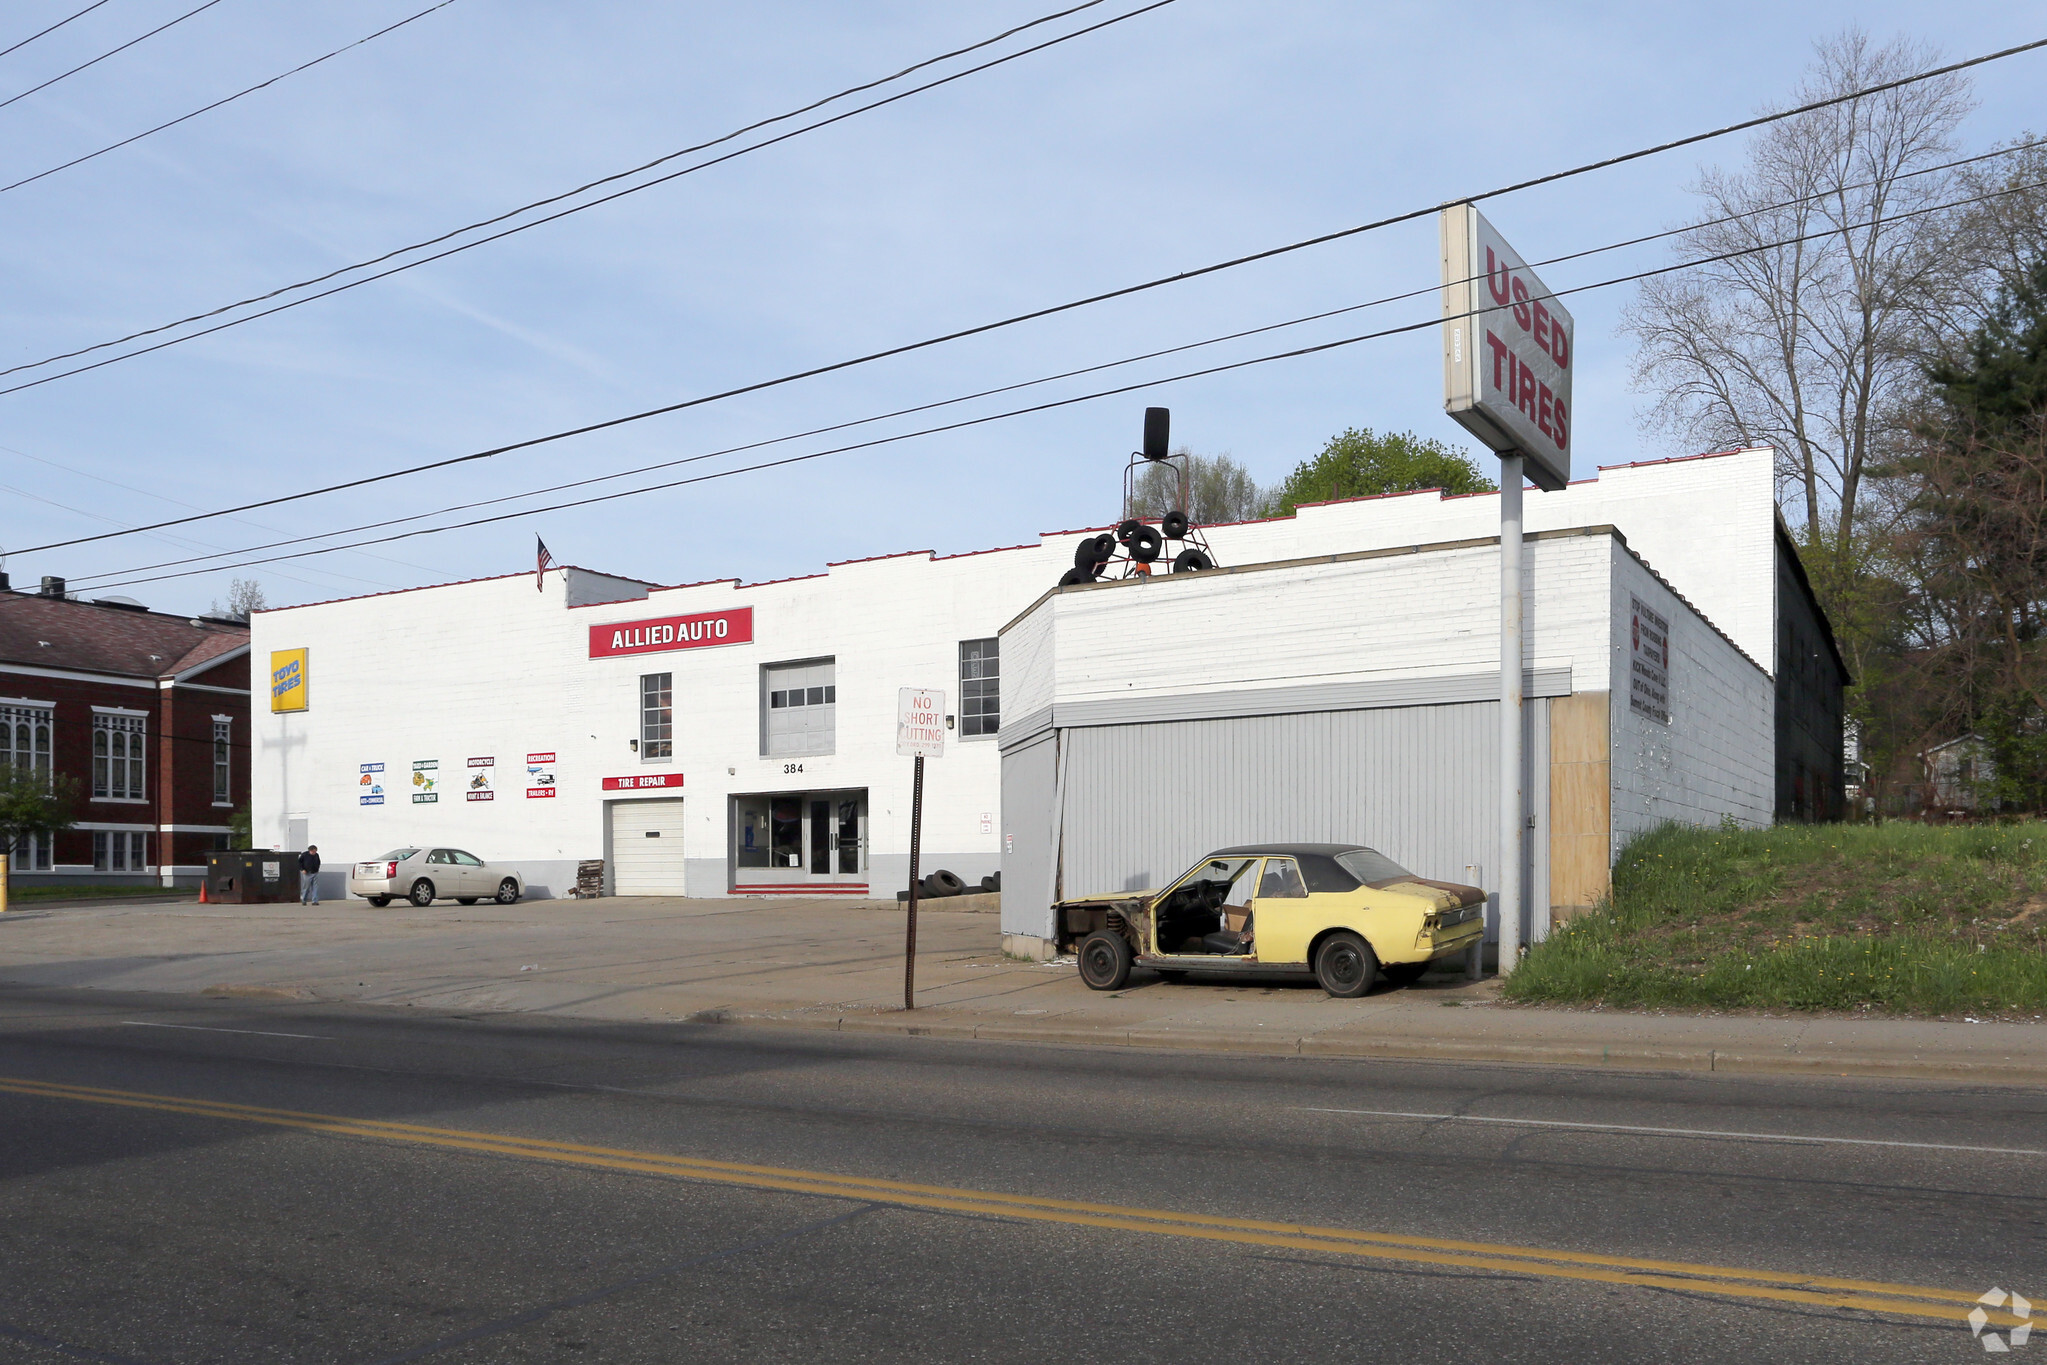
[2,894,2044,1084]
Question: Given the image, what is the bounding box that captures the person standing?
[298,844,322,905]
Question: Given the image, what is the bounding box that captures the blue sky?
[0,0,2039,613]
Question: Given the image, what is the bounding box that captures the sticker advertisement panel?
[525,752,557,799]
[411,759,439,803]
[269,649,308,713]
[588,607,752,659]
[1630,595,1671,725]
[466,756,494,801]
[358,762,385,806]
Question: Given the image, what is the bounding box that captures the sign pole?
[1441,205,1571,980]
[895,685,943,1012]
[1498,455,1524,977]
[905,754,923,1011]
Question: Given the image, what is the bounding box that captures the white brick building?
[249,445,1835,904]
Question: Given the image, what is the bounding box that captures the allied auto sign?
[1439,204,1574,491]
[589,607,752,659]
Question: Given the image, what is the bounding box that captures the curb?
[682,1007,2047,1086]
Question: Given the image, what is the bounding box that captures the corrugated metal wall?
[998,730,1059,938]
[1049,700,1548,944]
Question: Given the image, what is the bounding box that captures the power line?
[0,0,115,62]
[18,32,2047,557]
[76,173,2047,595]
[0,0,1143,381]
[66,131,2047,590]
[1,0,460,195]
[12,29,2044,416]
[0,0,226,113]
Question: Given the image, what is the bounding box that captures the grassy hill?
[1504,820,2047,1016]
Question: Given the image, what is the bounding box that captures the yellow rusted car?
[1056,844,1485,997]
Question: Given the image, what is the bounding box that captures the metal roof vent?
[39,576,64,598]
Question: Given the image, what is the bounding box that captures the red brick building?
[0,578,250,886]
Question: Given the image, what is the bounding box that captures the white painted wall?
[251,449,1781,897]
[1019,532,1615,706]
[1607,551,1776,845]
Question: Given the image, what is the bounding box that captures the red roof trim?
[258,448,1759,614]
[1594,448,1746,473]
[825,549,937,568]
[935,541,1038,561]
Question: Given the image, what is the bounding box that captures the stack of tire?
[898,869,1000,900]
[1056,514,1212,589]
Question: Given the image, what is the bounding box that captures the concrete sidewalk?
[1,895,2042,1085]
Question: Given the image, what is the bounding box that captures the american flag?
[535,536,553,591]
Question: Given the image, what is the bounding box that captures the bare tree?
[1947,135,2047,328]
[1128,449,1266,526]
[208,577,267,622]
[1622,31,1974,549]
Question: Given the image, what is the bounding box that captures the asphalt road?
[0,987,2040,1363]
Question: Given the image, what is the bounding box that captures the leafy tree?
[1127,450,1267,526]
[0,766,77,897]
[1267,427,1494,517]
[1879,251,2047,807]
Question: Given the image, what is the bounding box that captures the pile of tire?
[896,868,1000,900]
[1057,514,1212,588]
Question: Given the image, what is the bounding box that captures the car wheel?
[1126,523,1163,563]
[367,896,391,907]
[1078,931,1133,991]
[495,878,520,905]
[1162,509,1189,540]
[409,879,436,908]
[1379,962,1427,986]
[456,897,478,905]
[1314,931,1378,998]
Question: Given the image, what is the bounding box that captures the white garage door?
[609,798,687,895]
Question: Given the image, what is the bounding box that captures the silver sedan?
[349,847,524,907]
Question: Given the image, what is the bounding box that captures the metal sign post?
[905,755,923,1009]
[896,687,945,1011]
[1498,457,1524,975]
[1441,204,1574,977]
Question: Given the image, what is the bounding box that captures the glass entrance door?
[732,789,866,889]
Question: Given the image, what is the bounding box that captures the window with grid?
[92,713,147,800]
[213,719,232,803]
[762,660,835,757]
[92,831,148,872]
[640,673,673,759]
[959,638,999,737]
[0,705,55,867]
[1,704,52,783]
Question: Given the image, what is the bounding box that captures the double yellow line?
[2,1074,2028,1329]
